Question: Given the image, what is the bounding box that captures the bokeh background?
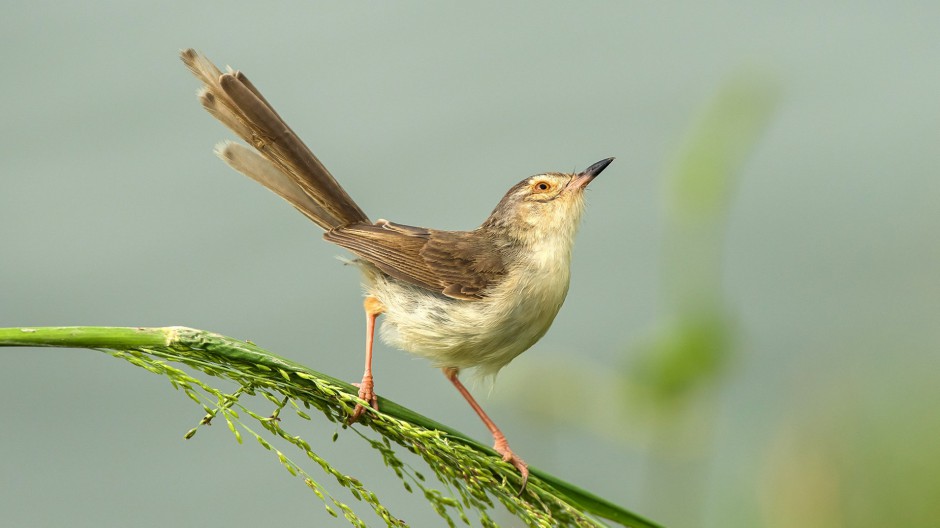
[2,3,938,527]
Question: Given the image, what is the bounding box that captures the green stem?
[0,325,661,528]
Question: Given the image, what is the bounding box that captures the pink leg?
[443,367,529,491]
[349,296,384,423]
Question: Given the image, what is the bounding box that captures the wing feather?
[324,221,506,299]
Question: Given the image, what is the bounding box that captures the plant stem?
[1,325,662,528]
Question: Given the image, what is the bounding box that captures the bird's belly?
[369,266,570,377]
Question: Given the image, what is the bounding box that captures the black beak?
[583,157,615,178]
[569,157,614,189]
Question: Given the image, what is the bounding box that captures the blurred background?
[1,3,938,527]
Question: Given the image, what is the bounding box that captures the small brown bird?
[182,49,612,488]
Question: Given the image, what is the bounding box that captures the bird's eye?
[535,182,550,191]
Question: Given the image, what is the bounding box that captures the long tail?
[181,49,369,230]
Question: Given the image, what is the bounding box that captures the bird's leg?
[349,296,384,423]
[443,367,529,491]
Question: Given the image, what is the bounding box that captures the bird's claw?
[348,376,378,424]
[494,438,529,494]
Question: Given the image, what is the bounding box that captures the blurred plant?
[629,69,778,413]
[759,364,940,528]
[624,70,779,526]
[0,326,661,528]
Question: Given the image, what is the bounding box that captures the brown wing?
[324,221,505,300]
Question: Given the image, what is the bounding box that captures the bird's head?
[482,158,613,247]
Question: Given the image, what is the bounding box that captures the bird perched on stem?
[181,49,612,490]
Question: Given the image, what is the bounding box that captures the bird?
[181,49,612,489]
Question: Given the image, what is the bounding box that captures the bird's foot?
[494,434,529,493]
[348,374,378,424]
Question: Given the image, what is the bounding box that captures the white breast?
[367,235,573,378]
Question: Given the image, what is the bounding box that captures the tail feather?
[215,142,347,229]
[181,49,369,229]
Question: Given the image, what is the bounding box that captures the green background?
[2,3,938,527]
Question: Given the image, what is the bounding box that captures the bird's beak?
[568,157,614,190]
